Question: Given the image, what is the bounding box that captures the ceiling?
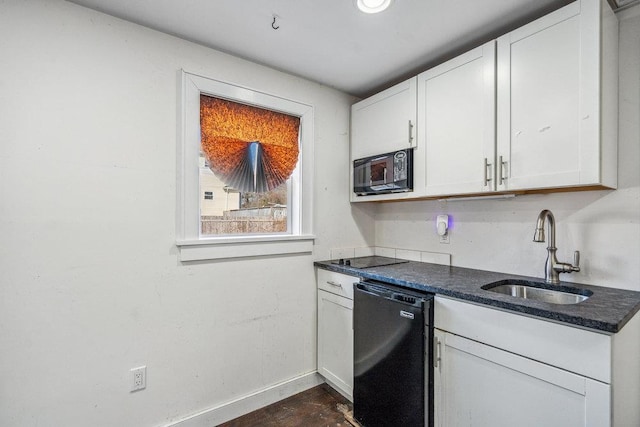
[68,0,622,98]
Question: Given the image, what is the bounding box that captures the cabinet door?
[496,0,617,191]
[418,41,496,196]
[317,269,356,300]
[351,77,417,160]
[317,290,353,400]
[434,329,610,427]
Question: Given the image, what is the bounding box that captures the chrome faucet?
[533,209,580,284]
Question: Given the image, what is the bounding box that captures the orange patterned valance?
[200,95,300,193]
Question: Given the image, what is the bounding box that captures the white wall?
[0,1,372,426]
[375,5,640,291]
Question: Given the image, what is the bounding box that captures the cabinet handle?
[434,336,441,368]
[498,155,507,186]
[326,280,343,288]
[483,158,492,186]
[408,120,414,146]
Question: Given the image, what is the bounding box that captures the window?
[199,95,299,236]
[176,70,314,261]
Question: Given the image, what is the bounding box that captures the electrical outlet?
[130,366,146,392]
[436,214,450,244]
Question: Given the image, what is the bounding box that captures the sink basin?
[482,280,592,305]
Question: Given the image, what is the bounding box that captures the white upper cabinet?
[349,0,617,202]
[496,0,618,191]
[418,41,496,197]
[351,77,418,160]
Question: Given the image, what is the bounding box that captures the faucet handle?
[572,251,580,272]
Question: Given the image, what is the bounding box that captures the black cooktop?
[330,256,409,269]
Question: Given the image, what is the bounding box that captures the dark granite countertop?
[315,257,640,334]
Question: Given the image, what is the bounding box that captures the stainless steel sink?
[482,280,592,305]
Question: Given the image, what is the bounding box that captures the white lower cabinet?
[315,272,640,423]
[317,269,358,400]
[434,329,609,427]
[433,296,640,427]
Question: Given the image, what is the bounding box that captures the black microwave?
[353,149,413,196]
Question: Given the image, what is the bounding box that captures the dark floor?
[218,383,354,427]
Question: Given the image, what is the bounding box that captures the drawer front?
[317,269,358,300]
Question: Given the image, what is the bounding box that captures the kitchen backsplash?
[329,246,451,266]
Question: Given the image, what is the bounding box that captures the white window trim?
[176,70,314,261]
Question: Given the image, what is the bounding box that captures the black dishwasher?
[353,280,434,427]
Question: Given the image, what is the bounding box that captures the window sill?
[176,235,315,262]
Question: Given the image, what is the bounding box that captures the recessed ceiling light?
[356,0,393,14]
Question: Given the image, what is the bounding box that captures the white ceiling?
[68,0,588,97]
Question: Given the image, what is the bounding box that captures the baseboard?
[163,371,324,427]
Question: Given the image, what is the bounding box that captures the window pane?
[200,159,289,236]
[199,94,298,237]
